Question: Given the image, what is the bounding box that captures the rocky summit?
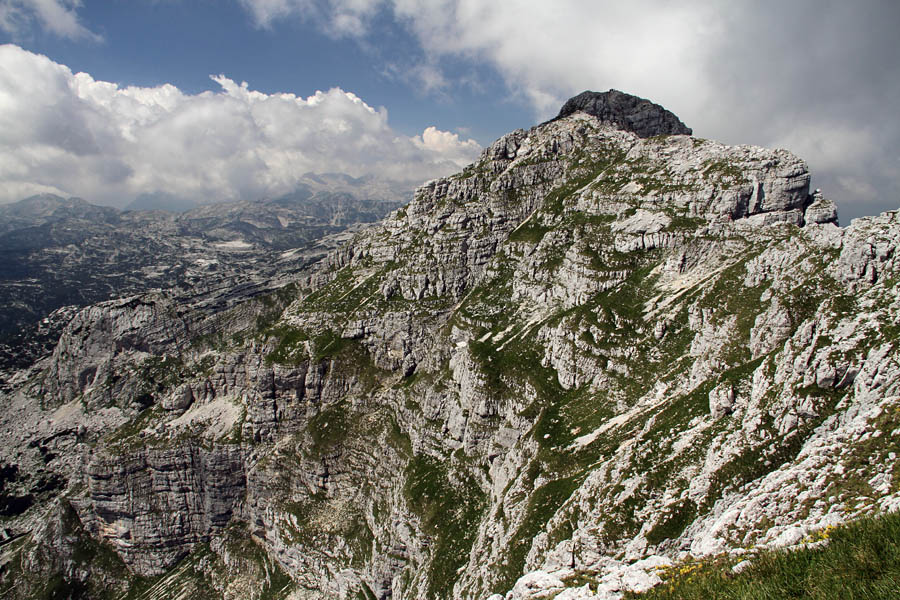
[553,90,692,137]
[1,91,898,600]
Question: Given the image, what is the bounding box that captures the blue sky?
[1,1,898,223]
[7,1,526,142]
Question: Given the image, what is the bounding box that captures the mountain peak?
[1,193,96,217]
[554,89,692,138]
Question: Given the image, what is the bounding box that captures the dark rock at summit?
[554,89,692,138]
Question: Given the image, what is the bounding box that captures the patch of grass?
[627,511,900,599]
[493,473,584,592]
[665,214,706,232]
[827,291,858,317]
[279,492,328,545]
[701,159,749,186]
[597,489,647,546]
[265,324,370,367]
[358,582,379,600]
[311,329,357,362]
[508,219,553,244]
[454,252,517,330]
[306,401,351,458]
[403,454,487,599]
[134,354,185,394]
[227,404,246,445]
[387,414,413,457]
[264,324,310,365]
[301,265,358,308]
[467,334,551,399]
[646,500,698,546]
[104,405,161,448]
[691,254,770,363]
[782,279,830,328]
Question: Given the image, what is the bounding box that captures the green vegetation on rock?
[403,453,487,599]
[627,511,900,600]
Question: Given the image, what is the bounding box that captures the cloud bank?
[239,0,900,221]
[0,44,480,206]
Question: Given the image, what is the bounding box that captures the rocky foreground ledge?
[1,90,899,600]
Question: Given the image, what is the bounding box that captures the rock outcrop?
[554,89,692,137]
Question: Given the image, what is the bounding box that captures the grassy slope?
[626,511,900,599]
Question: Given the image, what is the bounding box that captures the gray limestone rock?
[162,383,195,412]
[804,190,839,225]
[83,443,246,575]
[709,382,736,419]
[554,89,692,137]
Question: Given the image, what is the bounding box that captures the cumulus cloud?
[413,126,479,156]
[0,0,100,41]
[0,44,480,206]
[239,0,900,221]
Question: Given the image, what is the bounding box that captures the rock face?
[84,443,246,574]
[554,90,692,137]
[3,92,900,600]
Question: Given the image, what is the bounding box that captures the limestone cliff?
[2,90,899,600]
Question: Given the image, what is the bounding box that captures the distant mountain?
[0,194,120,233]
[121,173,412,214]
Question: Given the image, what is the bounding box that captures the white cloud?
[382,60,450,98]
[239,0,381,36]
[413,126,479,162]
[0,0,100,41]
[240,0,714,115]
[0,44,481,206]
[390,0,716,117]
[237,0,310,28]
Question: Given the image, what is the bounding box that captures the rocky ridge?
[1,90,898,600]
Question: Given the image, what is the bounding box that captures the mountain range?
[1,90,898,600]
[0,176,407,378]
